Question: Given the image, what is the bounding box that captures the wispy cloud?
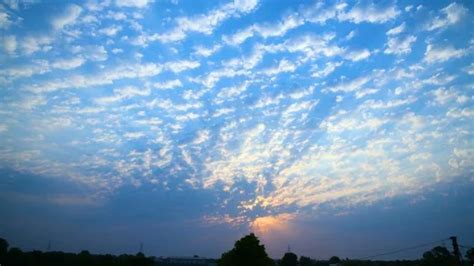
[0,0,472,229]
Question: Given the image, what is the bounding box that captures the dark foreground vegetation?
[1,234,473,266]
[0,238,154,266]
[217,234,474,266]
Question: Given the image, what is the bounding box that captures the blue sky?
[0,0,473,260]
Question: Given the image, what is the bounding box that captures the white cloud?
[283,34,344,59]
[464,63,474,75]
[223,26,254,46]
[312,61,342,78]
[344,49,370,61]
[0,7,12,29]
[338,3,400,24]
[289,86,314,100]
[355,88,378,99]
[0,60,50,79]
[151,0,259,43]
[233,0,258,13]
[0,124,7,133]
[111,48,123,54]
[193,130,210,145]
[88,46,108,61]
[124,131,146,139]
[321,116,387,133]
[2,35,16,54]
[86,0,110,12]
[27,63,161,93]
[11,95,47,110]
[153,79,182,90]
[21,35,53,55]
[345,30,356,40]
[95,86,151,104]
[221,83,248,97]
[253,94,284,108]
[73,45,108,61]
[3,0,473,221]
[254,13,304,38]
[360,97,416,110]
[98,25,122,36]
[193,44,222,57]
[223,13,303,45]
[426,3,467,31]
[326,74,372,93]
[115,0,153,8]
[203,123,273,189]
[195,66,248,88]
[447,107,474,118]
[282,100,318,122]
[52,57,85,70]
[386,22,406,35]
[424,44,466,63]
[82,14,98,24]
[432,87,463,105]
[175,112,200,122]
[166,60,200,73]
[51,4,82,30]
[384,35,417,55]
[262,59,296,76]
[4,0,20,10]
[106,11,127,20]
[302,2,339,24]
[203,214,247,227]
[213,107,235,117]
[423,73,456,86]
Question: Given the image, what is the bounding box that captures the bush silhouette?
[218,233,275,266]
[280,252,297,266]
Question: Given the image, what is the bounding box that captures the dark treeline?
[1,235,473,266]
[0,238,154,266]
[218,234,474,266]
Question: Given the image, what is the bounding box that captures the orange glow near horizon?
[250,213,296,236]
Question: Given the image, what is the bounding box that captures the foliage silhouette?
[420,246,456,266]
[329,256,341,264]
[466,247,474,264]
[218,233,275,266]
[0,238,8,255]
[299,255,312,266]
[0,237,154,266]
[280,252,297,266]
[1,235,473,266]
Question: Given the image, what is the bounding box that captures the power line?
[354,238,450,260]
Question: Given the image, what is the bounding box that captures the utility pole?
[450,236,462,266]
[139,242,144,254]
[47,240,51,252]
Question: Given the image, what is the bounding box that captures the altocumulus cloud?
[0,0,473,250]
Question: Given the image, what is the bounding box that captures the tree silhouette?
[329,256,341,264]
[0,237,8,264]
[0,237,154,266]
[420,246,456,266]
[299,256,312,266]
[281,252,297,266]
[218,233,275,266]
[7,247,24,266]
[466,247,474,264]
[0,238,8,255]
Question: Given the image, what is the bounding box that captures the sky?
[0,0,473,260]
